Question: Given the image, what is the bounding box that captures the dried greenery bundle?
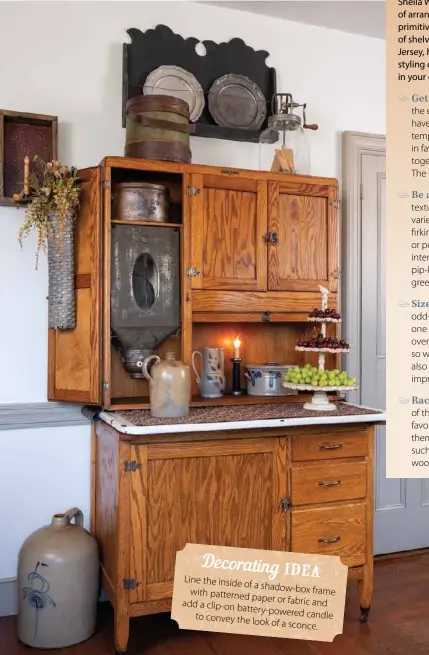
[17,157,80,267]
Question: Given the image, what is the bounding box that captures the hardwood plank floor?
[2,552,429,654]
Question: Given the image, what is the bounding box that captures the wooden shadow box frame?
[0,109,58,207]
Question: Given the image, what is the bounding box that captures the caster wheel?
[360,606,370,623]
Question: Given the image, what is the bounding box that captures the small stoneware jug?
[142,351,191,418]
[192,347,226,398]
[17,508,99,650]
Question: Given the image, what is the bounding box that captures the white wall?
[0,427,91,580]
[0,1,385,580]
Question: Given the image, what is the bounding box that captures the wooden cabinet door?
[127,437,286,604]
[47,167,102,403]
[189,174,267,291]
[267,181,339,292]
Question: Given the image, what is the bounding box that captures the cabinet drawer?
[192,291,338,314]
[291,431,368,462]
[291,502,366,567]
[291,459,367,505]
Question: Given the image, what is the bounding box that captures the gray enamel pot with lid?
[244,363,297,396]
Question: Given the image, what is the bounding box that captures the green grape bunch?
[284,365,357,388]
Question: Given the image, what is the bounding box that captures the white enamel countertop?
[99,403,386,436]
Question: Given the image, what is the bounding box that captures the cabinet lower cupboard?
[93,420,374,653]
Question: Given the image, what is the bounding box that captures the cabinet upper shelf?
[99,156,339,188]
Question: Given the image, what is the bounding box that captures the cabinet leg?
[358,564,373,623]
[114,611,130,653]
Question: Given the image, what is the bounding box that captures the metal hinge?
[187,186,201,196]
[360,184,364,200]
[103,180,111,189]
[280,496,292,512]
[186,266,201,277]
[330,200,340,208]
[124,461,142,473]
[103,381,109,390]
[123,578,141,590]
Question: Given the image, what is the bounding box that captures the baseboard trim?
[0,577,108,617]
[375,547,429,561]
[0,402,89,431]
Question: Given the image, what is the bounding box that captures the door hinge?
[187,186,201,196]
[186,266,201,277]
[280,496,292,512]
[123,578,141,590]
[124,461,142,473]
[103,180,111,189]
[103,381,109,390]
[360,184,364,200]
[330,200,340,209]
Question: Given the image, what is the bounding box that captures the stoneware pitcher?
[17,508,99,650]
[192,347,226,398]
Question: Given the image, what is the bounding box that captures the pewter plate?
[143,65,205,123]
[208,74,267,129]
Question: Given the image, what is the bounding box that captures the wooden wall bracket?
[122,24,277,143]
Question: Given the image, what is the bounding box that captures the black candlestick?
[231,357,243,395]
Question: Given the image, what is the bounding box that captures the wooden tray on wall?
[122,24,277,143]
[0,110,58,207]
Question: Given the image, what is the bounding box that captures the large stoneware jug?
[142,351,191,418]
[17,508,99,649]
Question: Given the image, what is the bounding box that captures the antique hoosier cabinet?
[47,156,385,652]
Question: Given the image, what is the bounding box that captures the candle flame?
[233,336,241,348]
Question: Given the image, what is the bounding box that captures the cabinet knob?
[261,312,271,322]
[263,232,278,245]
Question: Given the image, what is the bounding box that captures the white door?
[361,152,429,554]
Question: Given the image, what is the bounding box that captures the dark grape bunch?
[308,307,341,321]
[296,335,350,351]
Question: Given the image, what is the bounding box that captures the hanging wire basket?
[47,211,76,330]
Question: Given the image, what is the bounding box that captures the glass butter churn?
[259,93,318,175]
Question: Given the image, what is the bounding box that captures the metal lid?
[269,113,301,131]
[245,363,294,370]
[112,182,167,192]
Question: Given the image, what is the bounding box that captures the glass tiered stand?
[282,286,359,411]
